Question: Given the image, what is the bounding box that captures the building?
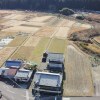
[47,63,63,73]
[43,52,64,64]
[33,72,63,94]
[14,69,33,82]
[5,60,22,69]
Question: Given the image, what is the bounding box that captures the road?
[0,81,34,100]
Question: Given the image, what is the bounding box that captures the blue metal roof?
[5,60,22,68]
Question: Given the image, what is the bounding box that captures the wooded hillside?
[0,0,100,11]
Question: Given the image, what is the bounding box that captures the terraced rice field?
[7,36,27,47]
[63,45,94,96]
[48,38,66,53]
[0,47,16,67]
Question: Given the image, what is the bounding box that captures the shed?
[5,60,22,69]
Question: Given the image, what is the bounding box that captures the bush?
[59,8,74,16]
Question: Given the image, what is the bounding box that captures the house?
[14,69,33,82]
[5,60,22,69]
[33,72,63,94]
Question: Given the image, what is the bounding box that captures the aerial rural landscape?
[0,0,100,100]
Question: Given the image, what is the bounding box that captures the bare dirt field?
[24,36,41,47]
[29,15,53,22]
[1,20,26,27]
[2,26,40,34]
[34,26,56,37]
[7,36,27,47]
[63,45,94,96]
[0,47,16,67]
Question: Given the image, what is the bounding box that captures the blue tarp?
[5,60,22,68]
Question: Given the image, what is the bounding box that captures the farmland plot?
[55,27,70,39]
[2,26,40,34]
[63,45,94,96]
[11,46,34,61]
[24,36,41,47]
[34,26,56,37]
[7,36,27,47]
[0,47,16,67]
[29,16,53,22]
[48,38,66,53]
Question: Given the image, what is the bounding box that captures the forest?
[0,0,100,11]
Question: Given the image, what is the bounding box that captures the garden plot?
[55,27,70,39]
[2,26,40,34]
[2,20,26,27]
[7,36,27,47]
[48,38,66,53]
[0,47,16,67]
[63,45,94,96]
[24,36,41,47]
[29,15,53,22]
[34,26,56,37]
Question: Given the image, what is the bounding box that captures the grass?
[48,38,66,53]
[11,46,34,61]
[7,36,27,47]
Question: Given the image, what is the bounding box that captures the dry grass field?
[24,36,41,47]
[63,45,94,96]
[11,46,34,61]
[34,26,56,37]
[7,36,27,47]
[2,26,40,34]
[48,38,66,53]
[55,27,70,39]
[0,47,16,67]
[29,16,53,22]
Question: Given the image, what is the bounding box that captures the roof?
[15,69,32,78]
[34,72,62,87]
[7,68,17,76]
[48,63,63,69]
[46,53,64,63]
[5,60,22,68]
[0,68,9,75]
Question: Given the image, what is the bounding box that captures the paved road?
[0,81,34,100]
